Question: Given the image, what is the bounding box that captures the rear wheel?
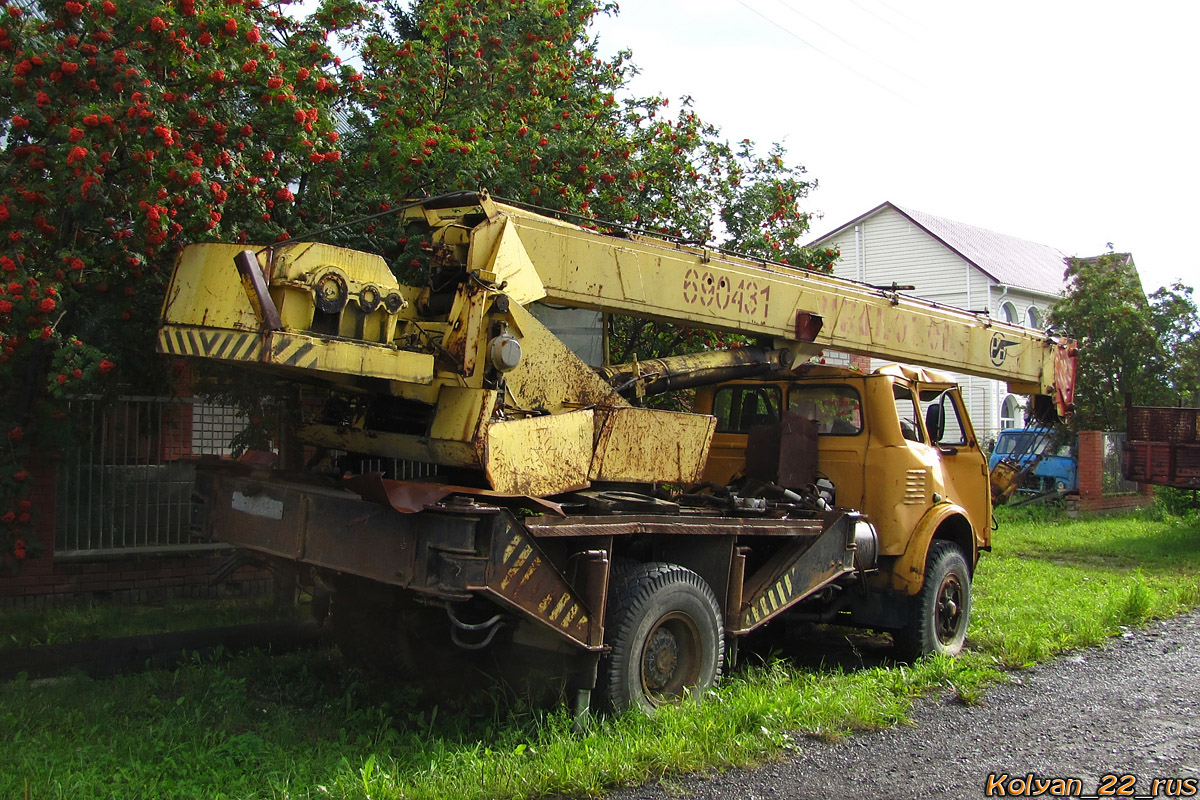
[598,562,724,714]
[895,541,971,660]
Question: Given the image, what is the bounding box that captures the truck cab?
[694,364,991,599]
[988,427,1077,494]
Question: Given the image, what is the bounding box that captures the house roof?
[809,202,1070,296]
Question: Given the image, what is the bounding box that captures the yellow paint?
[549,593,571,621]
[472,216,547,306]
[161,245,262,331]
[495,201,1070,394]
[590,407,716,484]
[890,503,977,594]
[483,411,594,496]
[429,386,496,442]
[513,546,532,570]
[519,557,540,587]
[297,423,481,466]
[502,301,626,414]
[500,545,533,590]
[261,330,434,383]
[561,604,579,628]
[157,326,263,363]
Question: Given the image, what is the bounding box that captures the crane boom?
[483,198,1074,401]
[157,191,1076,496]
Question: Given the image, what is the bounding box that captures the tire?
[895,541,971,661]
[598,562,724,714]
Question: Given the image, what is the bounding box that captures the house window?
[1026,306,1042,328]
[999,301,1017,323]
[1000,395,1023,429]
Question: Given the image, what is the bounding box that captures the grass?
[972,504,1200,665]
[0,595,297,650]
[1,504,1198,800]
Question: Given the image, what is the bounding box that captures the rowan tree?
[0,0,354,569]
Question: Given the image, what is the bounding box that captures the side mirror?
[925,403,945,443]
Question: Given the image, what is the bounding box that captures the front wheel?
[598,562,724,714]
[894,541,971,660]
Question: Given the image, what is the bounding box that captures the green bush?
[1155,486,1200,517]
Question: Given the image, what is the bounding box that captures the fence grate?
[1101,431,1139,496]
[55,396,243,558]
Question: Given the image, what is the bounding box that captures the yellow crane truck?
[157,192,1077,714]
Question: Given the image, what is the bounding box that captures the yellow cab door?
[916,381,991,551]
[860,373,940,557]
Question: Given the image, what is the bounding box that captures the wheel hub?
[639,612,703,704]
[935,574,964,642]
[643,628,679,690]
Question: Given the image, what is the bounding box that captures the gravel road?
[607,610,1200,800]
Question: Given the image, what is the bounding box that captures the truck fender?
[890,503,977,596]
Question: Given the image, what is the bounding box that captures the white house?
[807,201,1070,444]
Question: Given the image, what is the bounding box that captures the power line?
[733,0,912,103]
[872,0,925,29]
[846,0,918,41]
[770,0,926,89]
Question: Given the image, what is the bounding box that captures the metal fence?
[1101,431,1140,496]
[55,396,245,558]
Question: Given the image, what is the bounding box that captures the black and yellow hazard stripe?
[269,335,319,369]
[157,326,263,362]
[742,570,799,628]
[497,529,589,635]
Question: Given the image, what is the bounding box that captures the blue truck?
[988,427,1077,495]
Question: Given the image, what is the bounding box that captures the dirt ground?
[606,610,1200,800]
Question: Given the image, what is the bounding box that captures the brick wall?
[1076,430,1153,514]
[1,551,272,609]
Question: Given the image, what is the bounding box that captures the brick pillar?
[28,453,58,559]
[1076,430,1103,500]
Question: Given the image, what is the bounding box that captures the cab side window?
[893,384,923,443]
[712,386,782,433]
[919,389,969,447]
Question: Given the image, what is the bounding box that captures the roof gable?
[809,202,1070,296]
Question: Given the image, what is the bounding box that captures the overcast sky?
[591,0,1198,297]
